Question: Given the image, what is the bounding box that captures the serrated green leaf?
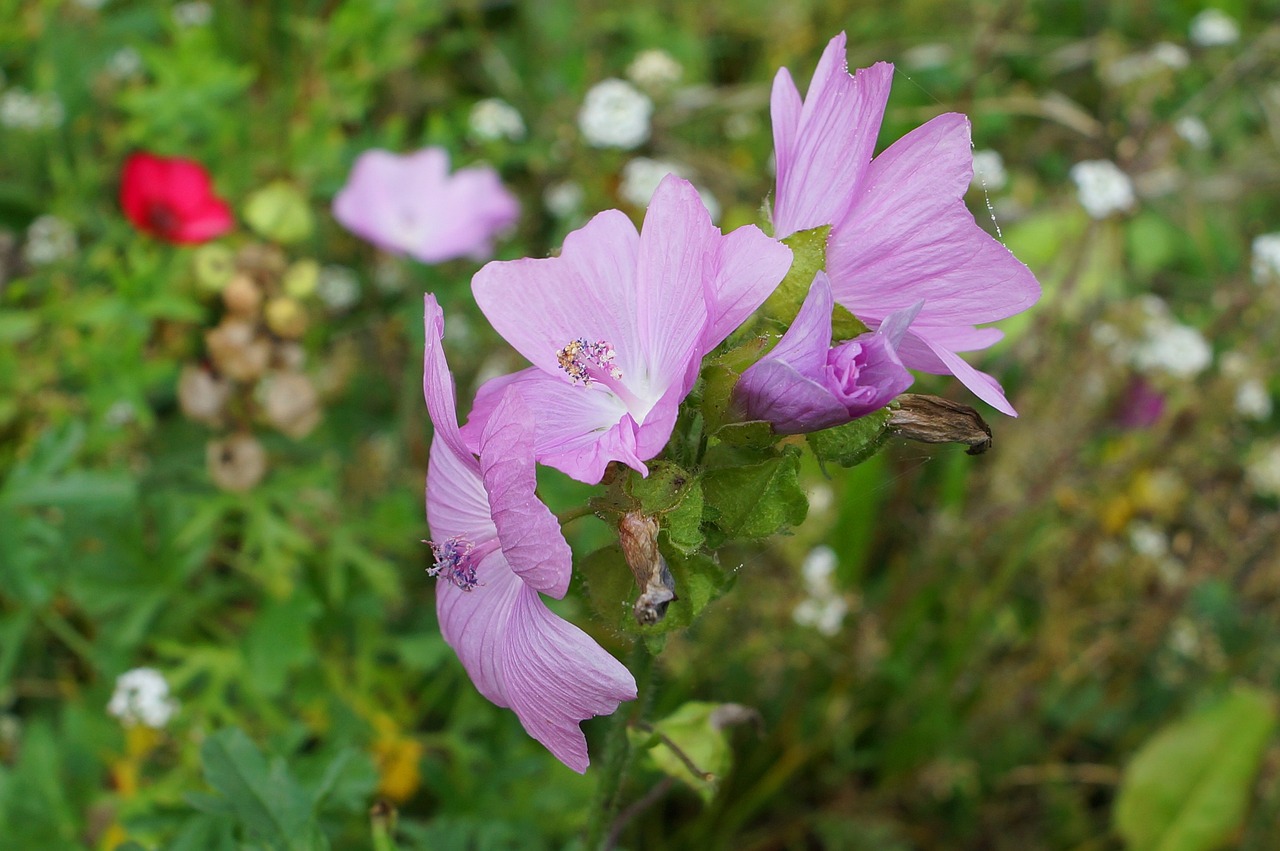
[806,409,892,469]
[702,448,807,539]
[664,482,705,555]
[760,225,830,327]
[626,462,695,514]
[629,701,732,803]
[578,545,731,636]
[1114,686,1277,851]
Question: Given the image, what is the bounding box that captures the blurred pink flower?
[422,294,635,772]
[771,33,1040,415]
[733,272,917,434]
[463,175,792,484]
[334,148,518,263]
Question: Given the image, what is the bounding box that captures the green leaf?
[244,592,320,697]
[626,462,696,514]
[578,545,731,637]
[702,447,807,539]
[664,481,705,555]
[244,182,315,245]
[629,701,732,802]
[759,225,830,327]
[1114,686,1277,851]
[806,409,892,469]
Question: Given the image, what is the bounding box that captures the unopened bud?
[264,297,307,339]
[618,511,676,626]
[887,394,992,455]
[222,273,262,316]
[259,371,320,438]
[206,319,271,382]
[178,365,231,426]
[207,433,267,492]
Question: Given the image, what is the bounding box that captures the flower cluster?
[410,32,1038,771]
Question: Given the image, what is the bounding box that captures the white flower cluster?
[1070,160,1135,219]
[316,265,360,312]
[0,88,65,130]
[468,98,525,143]
[1189,9,1240,47]
[578,79,653,150]
[627,49,682,91]
[619,158,719,222]
[23,215,76,266]
[1098,297,1212,379]
[1250,233,1280,284]
[107,667,179,728]
[1221,352,1274,420]
[791,546,848,636]
[1246,441,1280,499]
[172,1,212,28]
[970,149,1007,191]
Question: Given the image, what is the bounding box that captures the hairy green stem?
[584,639,657,850]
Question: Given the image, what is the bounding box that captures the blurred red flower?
[120,152,234,244]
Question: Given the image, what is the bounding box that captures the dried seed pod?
[222,273,263,317]
[888,394,993,455]
[618,511,677,626]
[259,370,321,438]
[178,365,231,426]
[206,318,271,382]
[206,433,267,492]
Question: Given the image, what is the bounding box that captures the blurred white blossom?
[619,157,719,221]
[172,1,212,27]
[1174,116,1210,149]
[627,49,682,91]
[902,43,952,70]
[1189,9,1240,47]
[543,181,585,219]
[0,89,65,130]
[1105,42,1189,86]
[971,149,1007,191]
[578,79,652,149]
[792,546,848,636]
[1251,233,1280,284]
[1132,318,1211,378]
[468,98,525,142]
[1235,379,1272,421]
[108,668,178,728]
[1070,160,1135,218]
[1127,521,1169,559]
[23,215,76,265]
[106,46,144,80]
[1246,441,1280,499]
[316,265,360,312]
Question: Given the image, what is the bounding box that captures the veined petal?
[634,175,715,394]
[770,68,803,205]
[472,211,642,378]
[764,272,835,376]
[917,333,1018,416]
[425,433,494,543]
[501,583,638,773]
[478,391,572,598]
[423,294,479,469]
[435,551,521,707]
[773,34,894,238]
[734,359,848,434]
[828,113,1040,327]
[702,223,794,350]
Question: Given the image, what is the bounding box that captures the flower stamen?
[556,338,623,386]
[426,536,482,590]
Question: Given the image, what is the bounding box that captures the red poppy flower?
[120,152,234,244]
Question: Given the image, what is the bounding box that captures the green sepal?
[805,409,892,469]
[577,545,732,637]
[702,445,807,540]
[701,335,774,434]
[759,225,830,328]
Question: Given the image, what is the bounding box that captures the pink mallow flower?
[733,272,918,434]
[771,33,1040,416]
[463,175,793,485]
[422,294,636,772]
[333,147,519,263]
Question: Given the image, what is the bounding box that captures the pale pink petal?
[770,68,803,205]
[764,271,834,376]
[478,391,572,598]
[634,175,715,392]
[472,210,643,378]
[827,114,1039,327]
[435,551,521,707]
[501,583,637,773]
[773,34,894,238]
[734,359,848,434]
[425,433,494,543]
[702,224,794,350]
[422,294,478,469]
[919,336,1018,416]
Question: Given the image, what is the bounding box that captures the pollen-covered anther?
[556,338,623,385]
[427,536,480,591]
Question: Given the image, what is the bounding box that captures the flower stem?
[584,639,656,851]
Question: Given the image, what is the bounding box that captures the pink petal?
[773,34,894,238]
[422,294,480,470]
[734,359,848,434]
[918,334,1018,416]
[472,210,643,378]
[770,68,803,207]
[436,552,522,708]
[764,271,835,375]
[478,391,572,598]
[501,583,637,773]
[702,223,794,350]
[425,432,495,543]
[634,175,715,391]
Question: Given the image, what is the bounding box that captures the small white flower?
[172,1,212,28]
[1250,233,1280,284]
[0,89,65,130]
[1127,521,1169,559]
[106,46,144,80]
[627,49,682,91]
[1105,44,1189,86]
[543,181,585,219]
[792,596,848,636]
[1189,9,1240,47]
[468,98,525,143]
[1070,160,1135,219]
[1235,379,1272,421]
[902,43,952,70]
[1132,319,1212,378]
[1151,42,1190,70]
[107,668,178,728]
[971,149,1007,191]
[619,158,686,207]
[1174,116,1210,149]
[23,215,76,266]
[800,546,838,593]
[1246,441,1280,498]
[578,79,653,150]
[316,265,360,312]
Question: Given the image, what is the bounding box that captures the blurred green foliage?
[3,0,1280,849]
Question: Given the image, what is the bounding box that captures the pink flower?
[733,272,917,434]
[771,33,1040,415]
[462,175,793,484]
[422,295,636,772]
[120,152,234,244]
[334,147,519,264]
